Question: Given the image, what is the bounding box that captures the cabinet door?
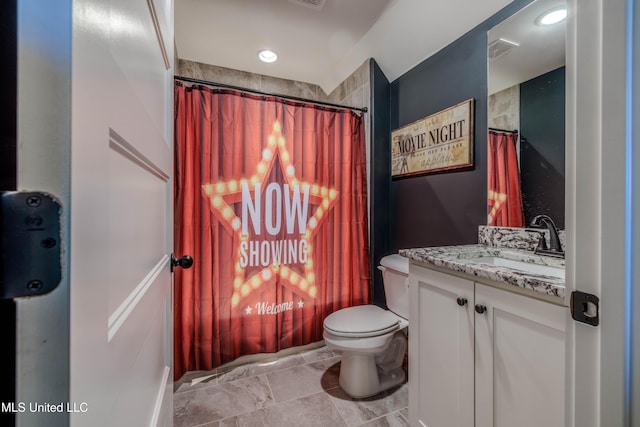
[409,266,474,427]
[475,283,566,427]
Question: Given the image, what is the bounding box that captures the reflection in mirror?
[487,0,566,229]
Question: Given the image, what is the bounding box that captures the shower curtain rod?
[489,127,519,134]
[174,75,368,114]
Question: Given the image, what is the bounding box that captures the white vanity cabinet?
[408,266,475,427]
[408,263,566,427]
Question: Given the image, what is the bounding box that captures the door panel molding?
[108,254,170,341]
[150,366,171,427]
[145,0,170,70]
[109,128,170,181]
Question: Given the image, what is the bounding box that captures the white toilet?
[323,254,409,398]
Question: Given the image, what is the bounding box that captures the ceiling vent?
[488,38,519,60]
[288,0,327,11]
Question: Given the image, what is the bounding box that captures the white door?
[567,0,635,425]
[15,0,176,426]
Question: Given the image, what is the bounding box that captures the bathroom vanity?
[401,228,566,427]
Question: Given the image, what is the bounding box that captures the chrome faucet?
[530,214,565,258]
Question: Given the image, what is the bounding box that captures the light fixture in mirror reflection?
[487,0,566,230]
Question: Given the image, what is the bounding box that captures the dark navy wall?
[384,0,534,252]
[390,31,488,249]
[369,59,391,308]
[520,66,566,228]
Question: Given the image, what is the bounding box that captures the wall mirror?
[487,0,566,229]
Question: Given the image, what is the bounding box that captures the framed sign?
[391,98,474,178]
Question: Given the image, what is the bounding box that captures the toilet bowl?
[323,254,409,398]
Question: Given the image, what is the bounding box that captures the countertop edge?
[399,245,566,305]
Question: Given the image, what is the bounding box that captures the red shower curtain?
[173,82,371,379]
[487,130,525,227]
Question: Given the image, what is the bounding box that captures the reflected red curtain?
[173,82,371,379]
[487,130,525,227]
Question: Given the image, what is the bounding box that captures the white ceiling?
[488,0,566,94]
[175,0,513,94]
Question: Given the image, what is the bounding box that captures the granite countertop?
[399,244,566,300]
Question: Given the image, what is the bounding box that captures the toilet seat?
[323,305,400,338]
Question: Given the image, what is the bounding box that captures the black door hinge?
[1,191,62,299]
[570,291,599,326]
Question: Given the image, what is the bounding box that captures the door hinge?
[1,191,62,299]
[570,291,599,326]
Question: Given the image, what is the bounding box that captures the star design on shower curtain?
[202,120,338,311]
[487,189,507,225]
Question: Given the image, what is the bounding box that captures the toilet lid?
[323,305,400,338]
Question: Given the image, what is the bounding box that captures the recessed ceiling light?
[537,7,568,26]
[258,49,278,63]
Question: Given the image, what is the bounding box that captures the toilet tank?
[379,254,409,320]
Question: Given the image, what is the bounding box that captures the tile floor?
[173,342,409,427]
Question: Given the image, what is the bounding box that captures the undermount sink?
[467,256,565,279]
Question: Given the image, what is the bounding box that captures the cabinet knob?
[475,304,487,314]
[456,297,468,306]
